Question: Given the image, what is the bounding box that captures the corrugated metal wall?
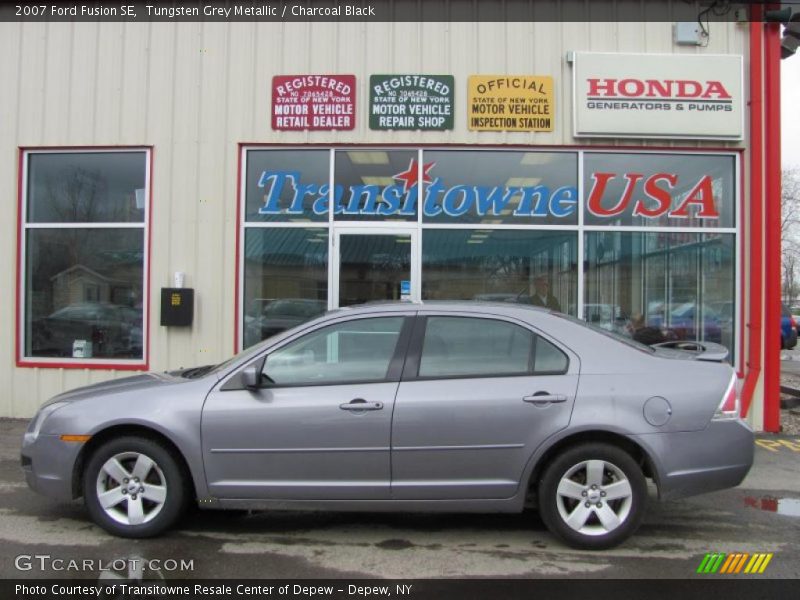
[0,18,748,416]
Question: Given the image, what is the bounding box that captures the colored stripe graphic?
[744,553,773,574]
[697,553,726,573]
[699,553,773,574]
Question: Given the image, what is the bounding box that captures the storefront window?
[421,150,578,225]
[242,228,328,348]
[245,150,330,223]
[584,232,736,355]
[421,229,578,315]
[21,150,149,364]
[583,153,735,228]
[333,150,418,221]
[239,147,738,365]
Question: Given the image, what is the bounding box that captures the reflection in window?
[584,232,735,356]
[333,150,418,222]
[583,153,735,228]
[27,152,146,223]
[245,150,330,223]
[243,228,328,347]
[421,150,578,225]
[421,230,577,315]
[25,229,144,359]
[264,317,404,385]
[339,234,411,307]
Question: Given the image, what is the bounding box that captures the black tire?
[83,436,187,538]
[538,443,647,550]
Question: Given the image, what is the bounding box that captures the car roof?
[331,300,552,317]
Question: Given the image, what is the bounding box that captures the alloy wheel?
[554,459,633,536]
[95,451,168,526]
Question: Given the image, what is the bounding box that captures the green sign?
[369,74,454,131]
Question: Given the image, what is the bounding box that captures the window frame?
[257,315,414,389]
[16,147,152,370]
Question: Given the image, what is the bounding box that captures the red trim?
[764,22,783,432]
[238,141,742,153]
[18,361,147,371]
[145,148,154,372]
[233,144,243,354]
[15,148,24,368]
[736,147,747,379]
[15,146,153,371]
[741,15,764,418]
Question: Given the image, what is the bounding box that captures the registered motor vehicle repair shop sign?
[369,74,454,130]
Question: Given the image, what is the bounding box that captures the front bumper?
[21,433,83,502]
[632,419,754,501]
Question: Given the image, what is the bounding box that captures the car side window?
[264,317,405,386]
[533,336,569,374]
[418,316,534,378]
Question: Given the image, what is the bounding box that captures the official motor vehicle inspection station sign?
[271,75,356,131]
[467,75,554,132]
[572,52,743,140]
[369,75,454,131]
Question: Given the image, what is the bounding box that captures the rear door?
[390,312,579,500]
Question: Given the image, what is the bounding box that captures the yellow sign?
[468,75,554,132]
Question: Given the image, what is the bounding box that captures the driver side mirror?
[242,364,261,389]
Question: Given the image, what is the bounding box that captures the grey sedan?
[21,302,753,549]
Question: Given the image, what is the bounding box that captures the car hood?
[45,371,202,406]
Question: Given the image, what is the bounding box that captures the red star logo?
[392,159,436,194]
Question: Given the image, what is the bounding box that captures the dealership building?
[0,2,786,430]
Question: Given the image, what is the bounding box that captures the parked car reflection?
[31,302,142,358]
[642,302,723,344]
[780,303,797,350]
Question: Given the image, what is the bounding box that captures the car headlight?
[25,402,69,440]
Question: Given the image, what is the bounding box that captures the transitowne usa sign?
[572,52,743,140]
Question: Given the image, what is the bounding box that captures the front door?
[333,228,419,308]
[202,314,414,500]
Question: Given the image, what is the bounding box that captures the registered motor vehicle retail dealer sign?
[572,52,743,139]
[370,75,454,130]
[468,75,554,132]
[272,75,356,131]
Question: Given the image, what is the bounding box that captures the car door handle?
[523,393,567,404]
[339,399,384,411]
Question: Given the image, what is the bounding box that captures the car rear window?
[418,316,567,378]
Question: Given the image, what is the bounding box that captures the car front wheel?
[538,443,647,549]
[83,436,187,538]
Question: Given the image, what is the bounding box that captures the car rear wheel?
[83,437,187,538]
[538,443,646,549]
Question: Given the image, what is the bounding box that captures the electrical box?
[674,22,703,46]
[160,288,194,326]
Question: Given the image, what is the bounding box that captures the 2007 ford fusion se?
[21,302,753,549]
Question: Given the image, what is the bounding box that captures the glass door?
[332,228,419,308]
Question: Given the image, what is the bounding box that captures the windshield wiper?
[180,365,214,379]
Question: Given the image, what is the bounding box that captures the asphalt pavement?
[0,419,798,581]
